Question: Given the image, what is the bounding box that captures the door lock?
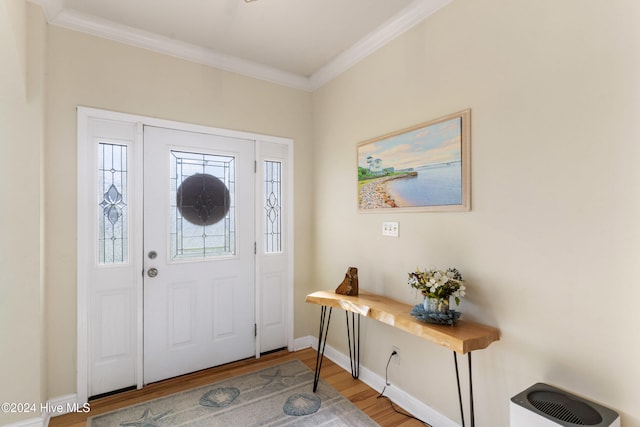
[147,267,158,278]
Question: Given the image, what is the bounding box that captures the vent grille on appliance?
[528,391,602,425]
[511,383,620,427]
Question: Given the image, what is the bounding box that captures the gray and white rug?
[88,360,378,426]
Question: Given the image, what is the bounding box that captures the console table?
[306,290,500,427]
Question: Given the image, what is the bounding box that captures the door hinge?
[254,324,257,337]
[254,160,257,173]
[254,241,257,255]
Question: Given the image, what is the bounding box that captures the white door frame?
[76,106,294,404]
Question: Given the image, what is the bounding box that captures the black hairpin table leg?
[345,311,360,379]
[313,306,332,392]
[453,351,475,427]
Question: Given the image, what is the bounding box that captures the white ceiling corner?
[308,0,452,90]
[29,0,64,21]
[30,0,452,91]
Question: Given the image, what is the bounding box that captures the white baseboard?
[299,334,460,427]
[2,417,46,427]
[293,335,314,351]
[45,394,83,419]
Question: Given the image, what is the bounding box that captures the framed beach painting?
[357,109,470,212]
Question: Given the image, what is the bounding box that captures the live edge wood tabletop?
[305,290,500,354]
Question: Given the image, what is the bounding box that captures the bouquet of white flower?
[408,267,466,306]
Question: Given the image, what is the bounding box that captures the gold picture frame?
[357,109,471,212]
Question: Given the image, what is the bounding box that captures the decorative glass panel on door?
[98,142,128,264]
[264,160,282,253]
[170,150,236,260]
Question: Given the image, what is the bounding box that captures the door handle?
[147,267,158,278]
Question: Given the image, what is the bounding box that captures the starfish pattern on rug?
[259,368,296,388]
[119,408,172,427]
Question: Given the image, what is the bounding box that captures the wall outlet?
[382,221,399,237]
[391,345,400,365]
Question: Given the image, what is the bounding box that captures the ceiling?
[30,0,451,91]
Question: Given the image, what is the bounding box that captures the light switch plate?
[382,221,399,237]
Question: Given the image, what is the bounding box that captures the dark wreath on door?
[171,151,235,260]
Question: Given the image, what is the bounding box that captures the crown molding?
[30,0,452,92]
[46,8,312,91]
[308,0,452,90]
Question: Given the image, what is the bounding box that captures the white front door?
[142,126,255,384]
[79,109,293,402]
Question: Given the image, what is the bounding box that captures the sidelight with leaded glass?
[264,160,282,253]
[98,143,129,264]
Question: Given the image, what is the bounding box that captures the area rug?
[88,359,378,426]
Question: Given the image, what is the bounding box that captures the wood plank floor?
[49,348,426,426]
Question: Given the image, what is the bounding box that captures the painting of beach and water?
[357,109,470,212]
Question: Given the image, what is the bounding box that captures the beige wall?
[3,0,640,425]
[311,0,640,425]
[0,1,46,425]
[44,27,315,397]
